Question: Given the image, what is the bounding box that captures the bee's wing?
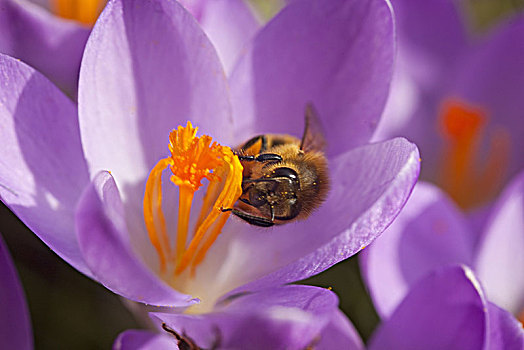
[300,103,327,152]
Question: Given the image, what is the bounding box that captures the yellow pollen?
[438,98,510,209]
[52,0,106,25]
[143,122,243,277]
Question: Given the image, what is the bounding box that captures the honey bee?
[223,103,330,227]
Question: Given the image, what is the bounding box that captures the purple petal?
[475,170,524,315]
[75,171,195,307]
[451,15,524,182]
[0,0,91,96]
[78,0,233,199]
[213,138,419,296]
[372,57,421,142]
[154,285,340,349]
[373,77,447,184]
[373,0,469,150]
[229,0,395,156]
[391,0,468,91]
[0,235,32,350]
[360,182,476,318]
[181,0,261,74]
[0,53,91,275]
[315,310,364,350]
[216,284,338,313]
[368,265,487,350]
[486,302,524,350]
[113,330,176,350]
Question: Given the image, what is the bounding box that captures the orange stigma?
[438,98,510,209]
[52,0,106,25]
[143,122,243,277]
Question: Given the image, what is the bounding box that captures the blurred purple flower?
[373,0,524,210]
[0,0,258,96]
[0,235,32,350]
[0,0,95,95]
[0,0,419,314]
[114,285,364,350]
[361,169,524,326]
[368,265,524,350]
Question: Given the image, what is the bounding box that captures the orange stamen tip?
[143,122,243,278]
[52,0,105,25]
[169,122,224,192]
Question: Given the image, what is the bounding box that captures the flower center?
[143,122,243,279]
[438,98,510,209]
[51,0,106,25]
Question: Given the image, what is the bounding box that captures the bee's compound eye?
[272,167,298,181]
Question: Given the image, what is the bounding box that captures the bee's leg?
[242,178,279,185]
[161,323,183,342]
[236,153,282,163]
[239,198,254,206]
[162,323,201,349]
[221,208,274,227]
[240,135,268,154]
[209,326,222,350]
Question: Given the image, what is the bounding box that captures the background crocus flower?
[367,265,524,350]
[0,0,259,97]
[0,0,99,95]
[361,169,524,325]
[115,285,364,350]
[0,234,33,350]
[0,0,419,330]
[373,0,524,210]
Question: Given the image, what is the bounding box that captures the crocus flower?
[114,265,524,349]
[0,0,259,96]
[368,265,524,350]
[0,0,96,95]
[0,0,419,318]
[361,169,524,325]
[0,234,33,350]
[373,0,524,210]
[114,285,364,350]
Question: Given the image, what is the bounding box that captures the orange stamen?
[52,0,105,26]
[438,98,511,209]
[176,151,243,274]
[143,157,172,272]
[175,186,194,264]
[168,123,221,262]
[192,154,242,272]
[143,122,243,278]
